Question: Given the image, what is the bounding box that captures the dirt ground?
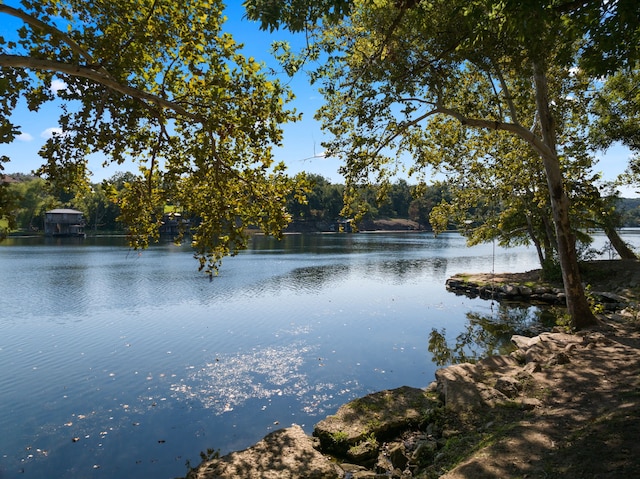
[439,260,640,479]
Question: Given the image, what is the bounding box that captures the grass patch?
[329,430,349,446]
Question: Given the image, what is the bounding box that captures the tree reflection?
[428,303,556,366]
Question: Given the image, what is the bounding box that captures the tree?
[72,182,111,233]
[1,0,305,274]
[285,173,345,224]
[408,183,449,229]
[591,66,640,191]
[0,171,18,237]
[427,128,562,271]
[386,179,411,218]
[426,114,636,271]
[9,176,57,231]
[316,1,599,329]
[245,0,640,329]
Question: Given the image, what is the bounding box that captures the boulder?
[385,441,410,470]
[338,463,378,478]
[511,335,540,349]
[502,284,520,296]
[435,363,509,411]
[540,292,561,303]
[186,425,343,479]
[435,363,482,411]
[519,285,533,296]
[476,354,521,371]
[314,386,438,455]
[494,376,523,398]
[346,439,379,466]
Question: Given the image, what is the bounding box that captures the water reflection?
[428,303,557,366]
[248,256,456,298]
[170,341,311,414]
[168,340,360,417]
[263,263,351,294]
[361,257,450,284]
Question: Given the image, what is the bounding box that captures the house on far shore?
[45,209,86,237]
[159,209,191,237]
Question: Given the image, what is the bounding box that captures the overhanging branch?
[435,104,554,159]
[0,4,102,69]
[374,95,553,160]
[0,54,202,122]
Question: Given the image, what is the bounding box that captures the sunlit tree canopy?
[0,0,307,274]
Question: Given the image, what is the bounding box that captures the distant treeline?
[2,172,639,235]
[285,174,451,230]
[2,172,132,234]
[617,198,640,227]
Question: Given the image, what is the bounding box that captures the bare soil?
[437,260,640,479]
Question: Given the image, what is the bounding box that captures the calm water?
[0,231,633,478]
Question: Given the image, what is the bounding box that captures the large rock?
[186,425,343,479]
[512,332,582,364]
[435,363,509,411]
[314,386,439,455]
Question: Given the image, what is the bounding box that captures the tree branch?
[0,54,202,122]
[382,94,552,159]
[0,4,108,75]
[434,104,554,159]
[490,59,520,125]
[370,105,440,156]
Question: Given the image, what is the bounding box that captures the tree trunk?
[604,225,637,260]
[525,214,546,268]
[540,213,557,254]
[532,60,598,329]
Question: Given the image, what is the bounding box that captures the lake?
[0,231,634,478]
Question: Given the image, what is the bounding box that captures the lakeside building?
[44,209,86,237]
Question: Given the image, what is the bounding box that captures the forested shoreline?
[3,172,640,237]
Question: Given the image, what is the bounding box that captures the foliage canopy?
[0,0,306,273]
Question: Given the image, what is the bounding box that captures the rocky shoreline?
[184,263,640,479]
[445,273,629,311]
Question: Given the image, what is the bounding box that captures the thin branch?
[530,110,539,133]
[490,58,520,125]
[0,5,204,127]
[341,7,410,91]
[372,107,440,156]
[487,70,505,121]
[396,96,437,105]
[376,92,553,160]
[116,0,161,61]
[496,80,517,124]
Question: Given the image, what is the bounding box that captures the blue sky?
[2,1,637,197]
